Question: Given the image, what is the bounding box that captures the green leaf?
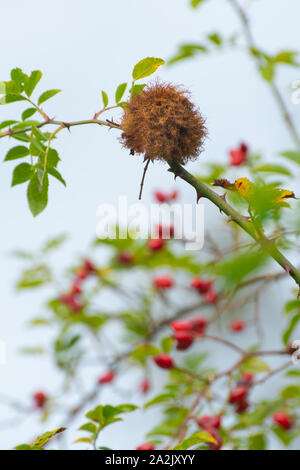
[260,63,275,82]
[240,357,270,374]
[282,313,300,345]
[252,164,291,176]
[161,336,174,353]
[130,84,146,95]
[207,33,222,46]
[130,344,160,363]
[27,172,49,216]
[145,393,174,409]
[274,50,299,66]
[272,427,294,446]
[79,422,97,434]
[47,167,66,186]
[4,145,29,161]
[132,57,165,80]
[25,70,42,97]
[11,68,28,92]
[22,107,37,121]
[284,299,300,315]
[101,90,108,107]
[0,120,18,129]
[281,385,300,399]
[168,44,208,65]
[12,163,33,186]
[38,89,61,105]
[248,434,266,450]
[279,151,300,166]
[173,431,216,450]
[190,0,207,8]
[0,94,27,104]
[115,83,127,103]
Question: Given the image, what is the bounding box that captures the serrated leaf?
[27,172,49,216]
[4,145,29,161]
[22,107,37,121]
[38,89,61,105]
[115,83,127,103]
[25,70,42,97]
[132,57,165,80]
[248,434,266,450]
[12,163,33,186]
[47,167,66,186]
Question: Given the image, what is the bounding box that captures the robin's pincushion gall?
[120,82,207,165]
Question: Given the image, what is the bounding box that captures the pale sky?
[0,0,300,449]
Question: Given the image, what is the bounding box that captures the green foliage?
[132,57,165,80]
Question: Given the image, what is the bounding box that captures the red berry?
[240,142,248,153]
[229,147,247,166]
[190,277,213,294]
[140,378,151,394]
[241,372,254,385]
[207,429,222,450]
[83,259,95,273]
[153,354,174,369]
[98,370,115,385]
[71,281,82,295]
[229,385,248,404]
[33,390,47,409]
[230,320,246,332]
[60,293,82,312]
[235,400,250,413]
[154,191,167,203]
[272,411,292,430]
[154,275,174,289]
[76,267,88,280]
[156,224,174,239]
[117,251,133,265]
[174,330,194,351]
[197,415,221,430]
[169,190,178,201]
[170,320,192,332]
[190,316,208,334]
[205,291,218,303]
[137,443,155,450]
[148,238,165,251]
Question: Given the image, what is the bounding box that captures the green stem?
[168,159,300,289]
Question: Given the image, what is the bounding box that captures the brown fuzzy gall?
[120,82,207,165]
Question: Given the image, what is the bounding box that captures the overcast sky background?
[0,0,300,449]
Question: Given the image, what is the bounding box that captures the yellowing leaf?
[276,190,296,202]
[33,427,66,448]
[132,57,165,81]
[234,177,255,199]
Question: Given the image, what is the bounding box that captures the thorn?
[196,190,203,203]
[283,263,295,277]
[227,215,234,223]
[297,288,300,299]
[8,127,12,137]
[220,193,227,202]
[62,122,71,132]
[130,149,135,156]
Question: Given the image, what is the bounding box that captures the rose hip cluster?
[190,277,218,304]
[229,142,248,166]
[228,372,254,413]
[170,315,209,351]
[197,414,222,450]
[59,259,95,312]
[154,190,178,204]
